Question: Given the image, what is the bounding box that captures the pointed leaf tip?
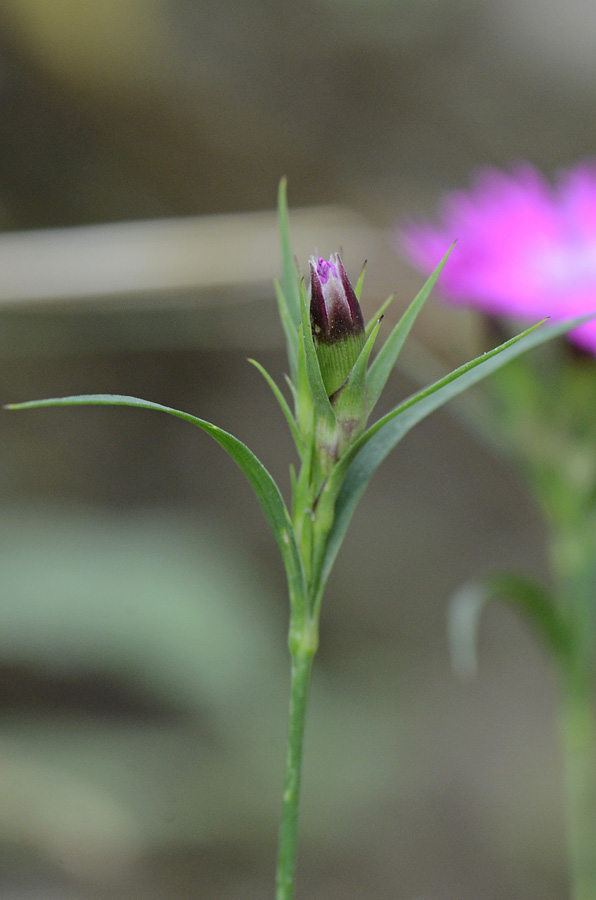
[367,243,455,414]
[316,312,593,599]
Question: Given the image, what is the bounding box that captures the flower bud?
[310,254,366,397]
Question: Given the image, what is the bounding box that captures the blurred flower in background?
[401,161,596,354]
[399,160,596,524]
[402,161,596,900]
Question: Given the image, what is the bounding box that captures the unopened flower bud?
[310,254,366,397]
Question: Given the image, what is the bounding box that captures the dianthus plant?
[402,161,596,900]
[7,182,590,900]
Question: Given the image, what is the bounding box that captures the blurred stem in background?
[491,342,596,900]
[545,436,596,900]
[559,653,596,900]
[449,355,596,900]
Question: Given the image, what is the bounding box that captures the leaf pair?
[6,393,308,614]
[7,183,596,626]
[314,313,590,602]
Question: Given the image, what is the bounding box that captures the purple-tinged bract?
[310,254,364,345]
[401,162,596,355]
[309,253,366,398]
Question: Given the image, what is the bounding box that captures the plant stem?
[276,645,315,900]
[550,529,596,900]
[559,672,596,900]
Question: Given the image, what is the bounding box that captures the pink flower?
[401,162,596,354]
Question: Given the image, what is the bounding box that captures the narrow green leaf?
[284,374,298,406]
[366,244,455,414]
[365,294,394,338]
[393,334,506,456]
[278,178,301,332]
[354,260,367,301]
[362,319,543,453]
[248,358,304,455]
[292,438,316,584]
[292,436,314,524]
[289,462,298,499]
[295,323,314,441]
[317,313,596,599]
[7,393,307,613]
[274,280,298,385]
[448,573,573,678]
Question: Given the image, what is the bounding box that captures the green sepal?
[298,278,346,482]
[448,572,573,678]
[332,317,382,451]
[315,329,366,398]
[298,281,337,433]
[366,243,455,415]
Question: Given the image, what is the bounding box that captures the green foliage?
[249,356,304,454]
[7,179,595,900]
[8,187,594,649]
[7,393,307,620]
[316,315,589,602]
[365,292,394,337]
[353,259,367,301]
[276,178,302,383]
[366,243,454,414]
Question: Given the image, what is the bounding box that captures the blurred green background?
[0,1,592,897]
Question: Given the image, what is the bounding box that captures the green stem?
[276,644,316,900]
[559,672,596,900]
[549,528,596,900]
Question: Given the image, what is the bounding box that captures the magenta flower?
[401,162,596,354]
